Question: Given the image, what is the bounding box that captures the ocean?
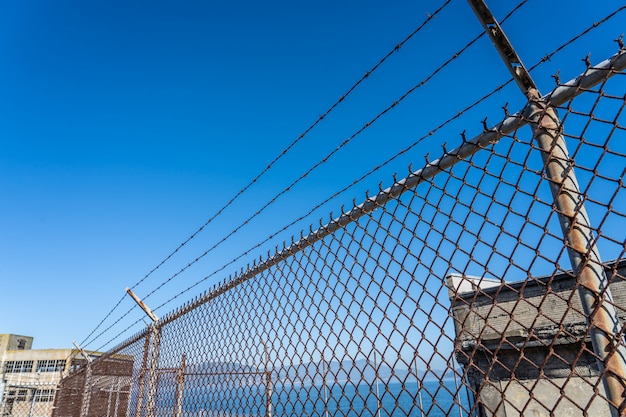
[167,380,472,417]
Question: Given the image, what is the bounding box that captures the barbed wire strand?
[85,0,531,350]
[90,74,510,352]
[93,316,146,354]
[88,0,626,351]
[141,0,626,336]
[82,304,140,349]
[526,5,626,73]
[140,0,528,308]
[150,78,516,315]
[78,0,453,349]
[129,0,453,292]
[138,27,492,304]
[78,294,129,347]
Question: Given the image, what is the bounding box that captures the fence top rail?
[160,49,625,326]
[95,48,625,364]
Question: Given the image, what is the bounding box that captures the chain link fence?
[1,383,58,417]
[43,48,626,417]
[1,355,73,417]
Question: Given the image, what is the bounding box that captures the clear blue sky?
[1,0,624,351]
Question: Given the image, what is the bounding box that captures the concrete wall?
[0,335,75,417]
[447,260,626,416]
[0,335,33,353]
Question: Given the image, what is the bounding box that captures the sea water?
[168,380,471,417]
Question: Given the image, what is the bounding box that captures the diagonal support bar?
[468,1,626,415]
[467,0,537,96]
[126,288,159,322]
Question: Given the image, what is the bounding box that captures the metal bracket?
[126,288,159,322]
[467,0,538,96]
[72,341,93,363]
[468,1,626,415]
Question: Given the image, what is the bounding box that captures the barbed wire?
[82,304,139,349]
[78,294,130,347]
[146,0,625,328]
[83,0,532,350]
[92,315,147,354]
[127,0,453,292]
[82,0,626,351]
[138,28,490,304]
[149,78,515,315]
[526,5,626,75]
[135,0,540,307]
[78,0,453,349]
[97,7,538,355]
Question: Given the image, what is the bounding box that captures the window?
[34,389,55,402]
[36,359,66,373]
[16,339,26,350]
[5,360,34,373]
[69,358,88,373]
[18,390,29,401]
[7,389,30,402]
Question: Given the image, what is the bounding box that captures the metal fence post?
[525,93,626,414]
[114,377,122,417]
[80,364,93,417]
[28,387,37,417]
[134,332,151,417]
[467,1,626,414]
[0,367,5,416]
[126,289,161,417]
[73,342,94,417]
[106,379,115,417]
[145,326,161,417]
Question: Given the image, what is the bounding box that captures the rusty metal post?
[467,0,626,414]
[265,367,272,417]
[134,332,151,417]
[113,378,122,417]
[173,355,186,417]
[28,387,37,417]
[80,364,93,417]
[125,289,161,417]
[414,360,424,417]
[144,325,161,417]
[373,351,382,417]
[322,358,329,417]
[106,380,115,417]
[73,341,94,417]
[525,93,626,414]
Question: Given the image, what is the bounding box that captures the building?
[51,353,133,417]
[0,334,72,417]
[447,260,626,416]
[0,334,103,417]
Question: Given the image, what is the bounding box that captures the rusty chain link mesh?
[46,54,626,417]
[2,381,57,417]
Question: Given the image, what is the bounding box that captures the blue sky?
[1,0,624,352]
